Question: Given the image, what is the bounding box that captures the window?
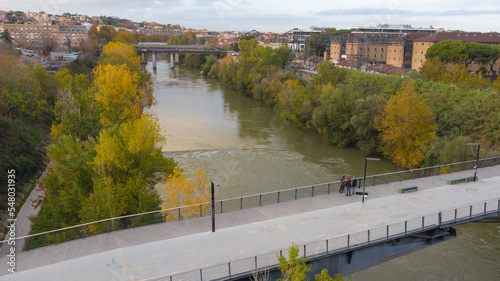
[375,48,377,52]
[381,48,384,52]
[381,54,384,59]
[422,43,424,46]
[421,51,423,54]
[415,50,417,54]
[374,54,377,59]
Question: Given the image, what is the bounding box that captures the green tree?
[277,243,312,281]
[52,68,101,140]
[1,29,12,44]
[80,115,175,222]
[376,81,438,169]
[425,40,468,65]
[350,95,387,155]
[420,57,447,82]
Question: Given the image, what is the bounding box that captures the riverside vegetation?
[192,38,500,170]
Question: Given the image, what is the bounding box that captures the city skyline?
[4,0,500,32]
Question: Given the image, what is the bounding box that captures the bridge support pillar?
[175,53,179,63]
[152,52,157,70]
[170,53,175,69]
[141,52,145,63]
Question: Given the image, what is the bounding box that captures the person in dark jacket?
[345,176,352,196]
[339,176,345,195]
[351,176,357,196]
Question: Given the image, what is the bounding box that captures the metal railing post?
[347,234,350,248]
[422,216,425,229]
[454,209,457,223]
[484,202,487,217]
[200,204,203,217]
[228,262,231,279]
[81,226,84,239]
[278,191,280,203]
[326,239,329,254]
[259,194,262,206]
[132,217,135,229]
[327,183,331,194]
[386,225,389,237]
[200,269,203,281]
[386,174,390,184]
[373,176,376,186]
[304,245,307,257]
[312,186,315,197]
[178,208,181,221]
[54,232,57,245]
[368,229,371,243]
[470,205,473,219]
[240,197,243,210]
[295,188,298,200]
[156,212,158,224]
[405,221,408,234]
[221,201,223,213]
[107,221,109,233]
[438,212,442,225]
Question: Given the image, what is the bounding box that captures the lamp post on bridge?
[363,158,380,203]
[211,180,220,232]
[467,143,480,182]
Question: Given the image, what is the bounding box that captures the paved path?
[0,165,48,256]
[1,166,499,280]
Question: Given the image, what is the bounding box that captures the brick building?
[0,22,89,50]
[330,33,419,69]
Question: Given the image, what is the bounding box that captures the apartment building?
[412,32,500,73]
[0,22,89,50]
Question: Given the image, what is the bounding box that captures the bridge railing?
[155,198,500,281]
[1,156,499,251]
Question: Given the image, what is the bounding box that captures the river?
[147,59,499,280]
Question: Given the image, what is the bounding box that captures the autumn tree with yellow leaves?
[163,168,211,220]
[376,81,438,169]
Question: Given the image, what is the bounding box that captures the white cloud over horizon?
[3,0,500,32]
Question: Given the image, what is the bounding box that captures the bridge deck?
[1,166,499,280]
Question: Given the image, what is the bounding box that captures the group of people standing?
[338,176,358,196]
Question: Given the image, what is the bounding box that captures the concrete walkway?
[1,166,499,280]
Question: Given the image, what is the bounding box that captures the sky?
[4,0,500,32]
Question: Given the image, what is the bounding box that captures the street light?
[363,158,380,203]
[211,180,220,232]
[467,143,480,182]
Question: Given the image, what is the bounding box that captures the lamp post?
[363,158,380,203]
[467,143,480,182]
[211,180,220,232]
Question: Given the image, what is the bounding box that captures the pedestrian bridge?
[1,159,499,280]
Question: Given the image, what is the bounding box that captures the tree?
[376,81,438,169]
[270,45,294,68]
[168,34,190,45]
[113,30,137,44]
[98,41,141,72]
[162,168,210,220]
[277,243,312,281]
[1,29,12,44]
[52,68,101,140]
[420,57,447,82]
[93,63,154,127]
[80,115,176,223]
[425,40,468,65]
[350,95,387,155]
